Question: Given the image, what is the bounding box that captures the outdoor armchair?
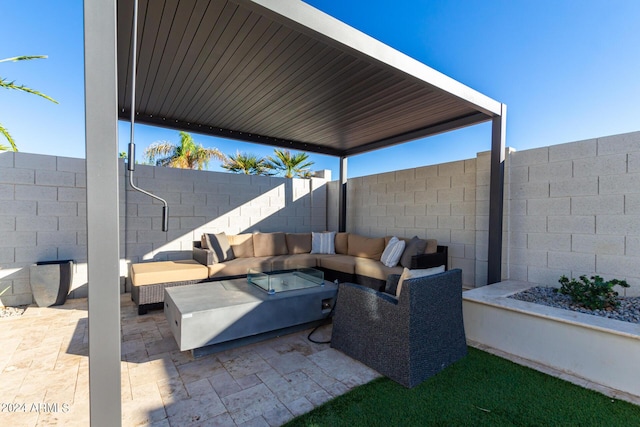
[331,269,467,388]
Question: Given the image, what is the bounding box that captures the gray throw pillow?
[399,236,427,268]
[204,232,235,263]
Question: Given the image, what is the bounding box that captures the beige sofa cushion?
[131,260,208,286]
[335,232,348,254]
[271,254,319,270]
[253,232,288,257]
[425,238,438,254]
[227,233,254,258]
[354,258,403,281]
[319,255,356,274]
[207,257,273,278]
[285,233,312,254]
[347,234,385,260]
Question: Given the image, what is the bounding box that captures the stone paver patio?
[0,295,380,426]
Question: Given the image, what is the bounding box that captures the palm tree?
[144,131,225,170]
[266,148,314,178]
[1,56,58,151]
[221,151,272,175]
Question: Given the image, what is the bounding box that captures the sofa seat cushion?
[270,254,319,270]
[207,257,274,278]
[354,258,403,281]
[319,255,357,274]
[131,260,208,286]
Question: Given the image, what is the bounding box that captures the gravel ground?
[509,286,640,324]
[0,306,28,318]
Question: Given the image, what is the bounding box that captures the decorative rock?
[509,286,640,324]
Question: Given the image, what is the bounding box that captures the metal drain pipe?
[126,0,168,231]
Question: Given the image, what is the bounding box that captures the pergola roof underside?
[117,0,495,156]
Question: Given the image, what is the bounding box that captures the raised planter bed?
[463,281,640,399]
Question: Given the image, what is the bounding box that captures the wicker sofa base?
[132,278,213,315]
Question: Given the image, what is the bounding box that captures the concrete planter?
[29,260,74,307]
[463,281,640,399]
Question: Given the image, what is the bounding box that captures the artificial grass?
[286,348,640,426]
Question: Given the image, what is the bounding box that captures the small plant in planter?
[557,275,629,310]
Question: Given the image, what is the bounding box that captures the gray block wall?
[339,131,640,293]
[0,153,327,305]
[505,131,640,295]
[2,129,639,305]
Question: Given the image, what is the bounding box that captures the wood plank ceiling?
[117,0,501,157]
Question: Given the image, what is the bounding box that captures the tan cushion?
[425,239,438,254]
[347,234,385,260]
[253,232,288,257]
[319,255,356,274]
[270,254,319,270]
[354,258,403,281]
[207,257,273,278]
[396,265,445,297]
[335,232,348,254]
[285,233,312,254]
[131,260,208,286]
[227,234,254,258]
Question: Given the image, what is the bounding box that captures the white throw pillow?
[310,231,336,254]
[380,236,406,268]
[396,265,445,297]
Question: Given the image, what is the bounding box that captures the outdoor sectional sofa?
[192,231,448,290]
[130,231,447,315]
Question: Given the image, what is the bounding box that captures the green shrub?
[557,275,629,310]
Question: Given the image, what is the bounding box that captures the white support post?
[84,0,122,425]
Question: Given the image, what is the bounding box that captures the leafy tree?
[0,56,58,151]
[144,131,224,170]
[266,148,314,178]
[222,151,272,175]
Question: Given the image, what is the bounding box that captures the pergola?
[84,0,506,425]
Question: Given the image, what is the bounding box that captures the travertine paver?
[0,294,380,426]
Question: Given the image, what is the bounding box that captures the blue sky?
[1,0,638,178]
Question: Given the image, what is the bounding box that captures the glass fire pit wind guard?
[247,267,325,294]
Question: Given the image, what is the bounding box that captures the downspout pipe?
[126,0,168,231]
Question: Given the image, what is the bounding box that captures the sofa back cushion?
[227,233,255,258]
[347,234,385,260]
[285,233,312,254]
[253,232,288,257]
[203,232,235,263]
[425,238,438,254]
[335,232,349,254]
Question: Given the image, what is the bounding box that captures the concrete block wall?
[337,130,640,293]
[0,152,92,305]
[124,165,328,265]
[0,152,327,305]
[343,160,478,286]
[505,131,640,295]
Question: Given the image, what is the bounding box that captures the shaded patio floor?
[0,294,379,426]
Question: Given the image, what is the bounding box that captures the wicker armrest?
[410,245,448,270]
[192,241,214,265]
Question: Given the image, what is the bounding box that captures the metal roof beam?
[344,112,491,157]
[119,112,346,157]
